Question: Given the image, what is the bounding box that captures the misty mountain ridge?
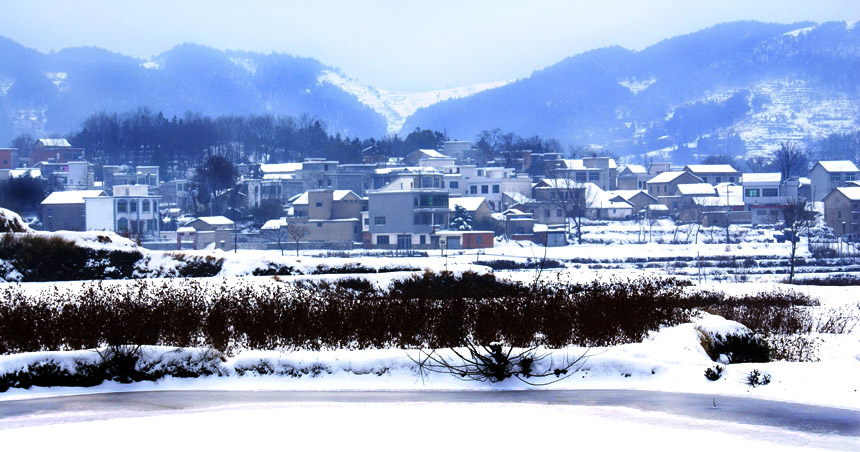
[0,40,389,146]
[1,20,859,161]
[403,20,860,160]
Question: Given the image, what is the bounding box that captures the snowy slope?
[318,70,511,135]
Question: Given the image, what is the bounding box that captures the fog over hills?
[403,21,860,159]
[0,40,388,145]
[1,20,859,159]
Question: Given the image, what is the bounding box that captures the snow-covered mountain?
[318,70,511,135]
[403,21,860,158]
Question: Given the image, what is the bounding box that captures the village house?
[646,171,703,198]
[683,164,741,185]
[809,160,860,201]
[616,165,649,190]
[179,216,235,250]
[822,187,860,239]
[41,190,108,231]
[364,173,449,249]
[29,139,85,166]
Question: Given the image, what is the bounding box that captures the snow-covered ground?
[1,219,859,442]
[2,398,853,451]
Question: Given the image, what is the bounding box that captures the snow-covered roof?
[647,204,669,211]
[620,165,646,175]
[605,190,649,201]
[291,190,359,205]
[815,160,860,173]
[449,197,487,212]
[742,173,781,184]
[502,208,526,216]
[37,138,71,147]
[195,216,234,226]
[261,219,288,230]
[684,164,739,174]
[646,171,688,184]
[831,187,860,201]
[715,183,745,206]
[262,173,294,180]
[503,191,532,205]
[41,190,106,205]
[176,226,196,233]
[260,162,303,173]
[561,159,586,170]
[592,198,633,210]
[676,183,716,196]
[413,149,447,159]
[9,168,41,178]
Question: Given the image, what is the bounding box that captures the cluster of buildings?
[6,138,860,250]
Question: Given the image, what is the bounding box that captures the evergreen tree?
[449,205,473,231]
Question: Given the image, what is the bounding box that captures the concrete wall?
[42,203,85,231]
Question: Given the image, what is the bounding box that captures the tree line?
[8,109,451,177]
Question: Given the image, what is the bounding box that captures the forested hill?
[0,40,388,145]
[402,21,860,159]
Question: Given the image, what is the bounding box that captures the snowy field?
[2,398,856,451]
[1,219,859,447]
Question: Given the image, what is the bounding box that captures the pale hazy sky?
[1,0,859,91]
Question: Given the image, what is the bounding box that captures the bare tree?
[261,219,288,255]
[745,155,771,173]
[544,174,597,244]
[287,222,310,257]
[781,197,816,283]
[773,141,808,181]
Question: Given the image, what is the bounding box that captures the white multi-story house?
[742,173,791,225]
[809,161,860,201]
[432,164,531,212]
[85,184,161,236]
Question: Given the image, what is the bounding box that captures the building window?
[316,223,322,227]
[364,218,369,226]
[588,172,599,181]
[419,235,426,245]
[449,181,459,189]
[715,177,722,183]
[376,235,389,245]
[745,189,759,197]
[481,185,489,194]
[129,201,137,213]
[729,177,736,183]
[847,174,856,181]
[146,219,153,230]
[702,177,708,183]
[576,173,586,182]
[663,186,667,193]
[142,200,150,212]
[762,188,779,197]
[476,235,483,245]
[672,202,678,210]
[556,209,562,217]
[477,170,484,176]
[470,186,478,194]
[315,202,323,207]
[544,209,550,217]
[117,217,128,231]
[374,216,386,225]
[492,185,499,193]
[117,200,127,213]
[515,227,524,234]
[831,174,841,182]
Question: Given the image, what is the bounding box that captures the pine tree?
[449,205,473,231]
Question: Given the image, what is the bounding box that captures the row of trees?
[12,109,452,176]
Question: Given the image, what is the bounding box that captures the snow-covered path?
[1,390,857,450]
